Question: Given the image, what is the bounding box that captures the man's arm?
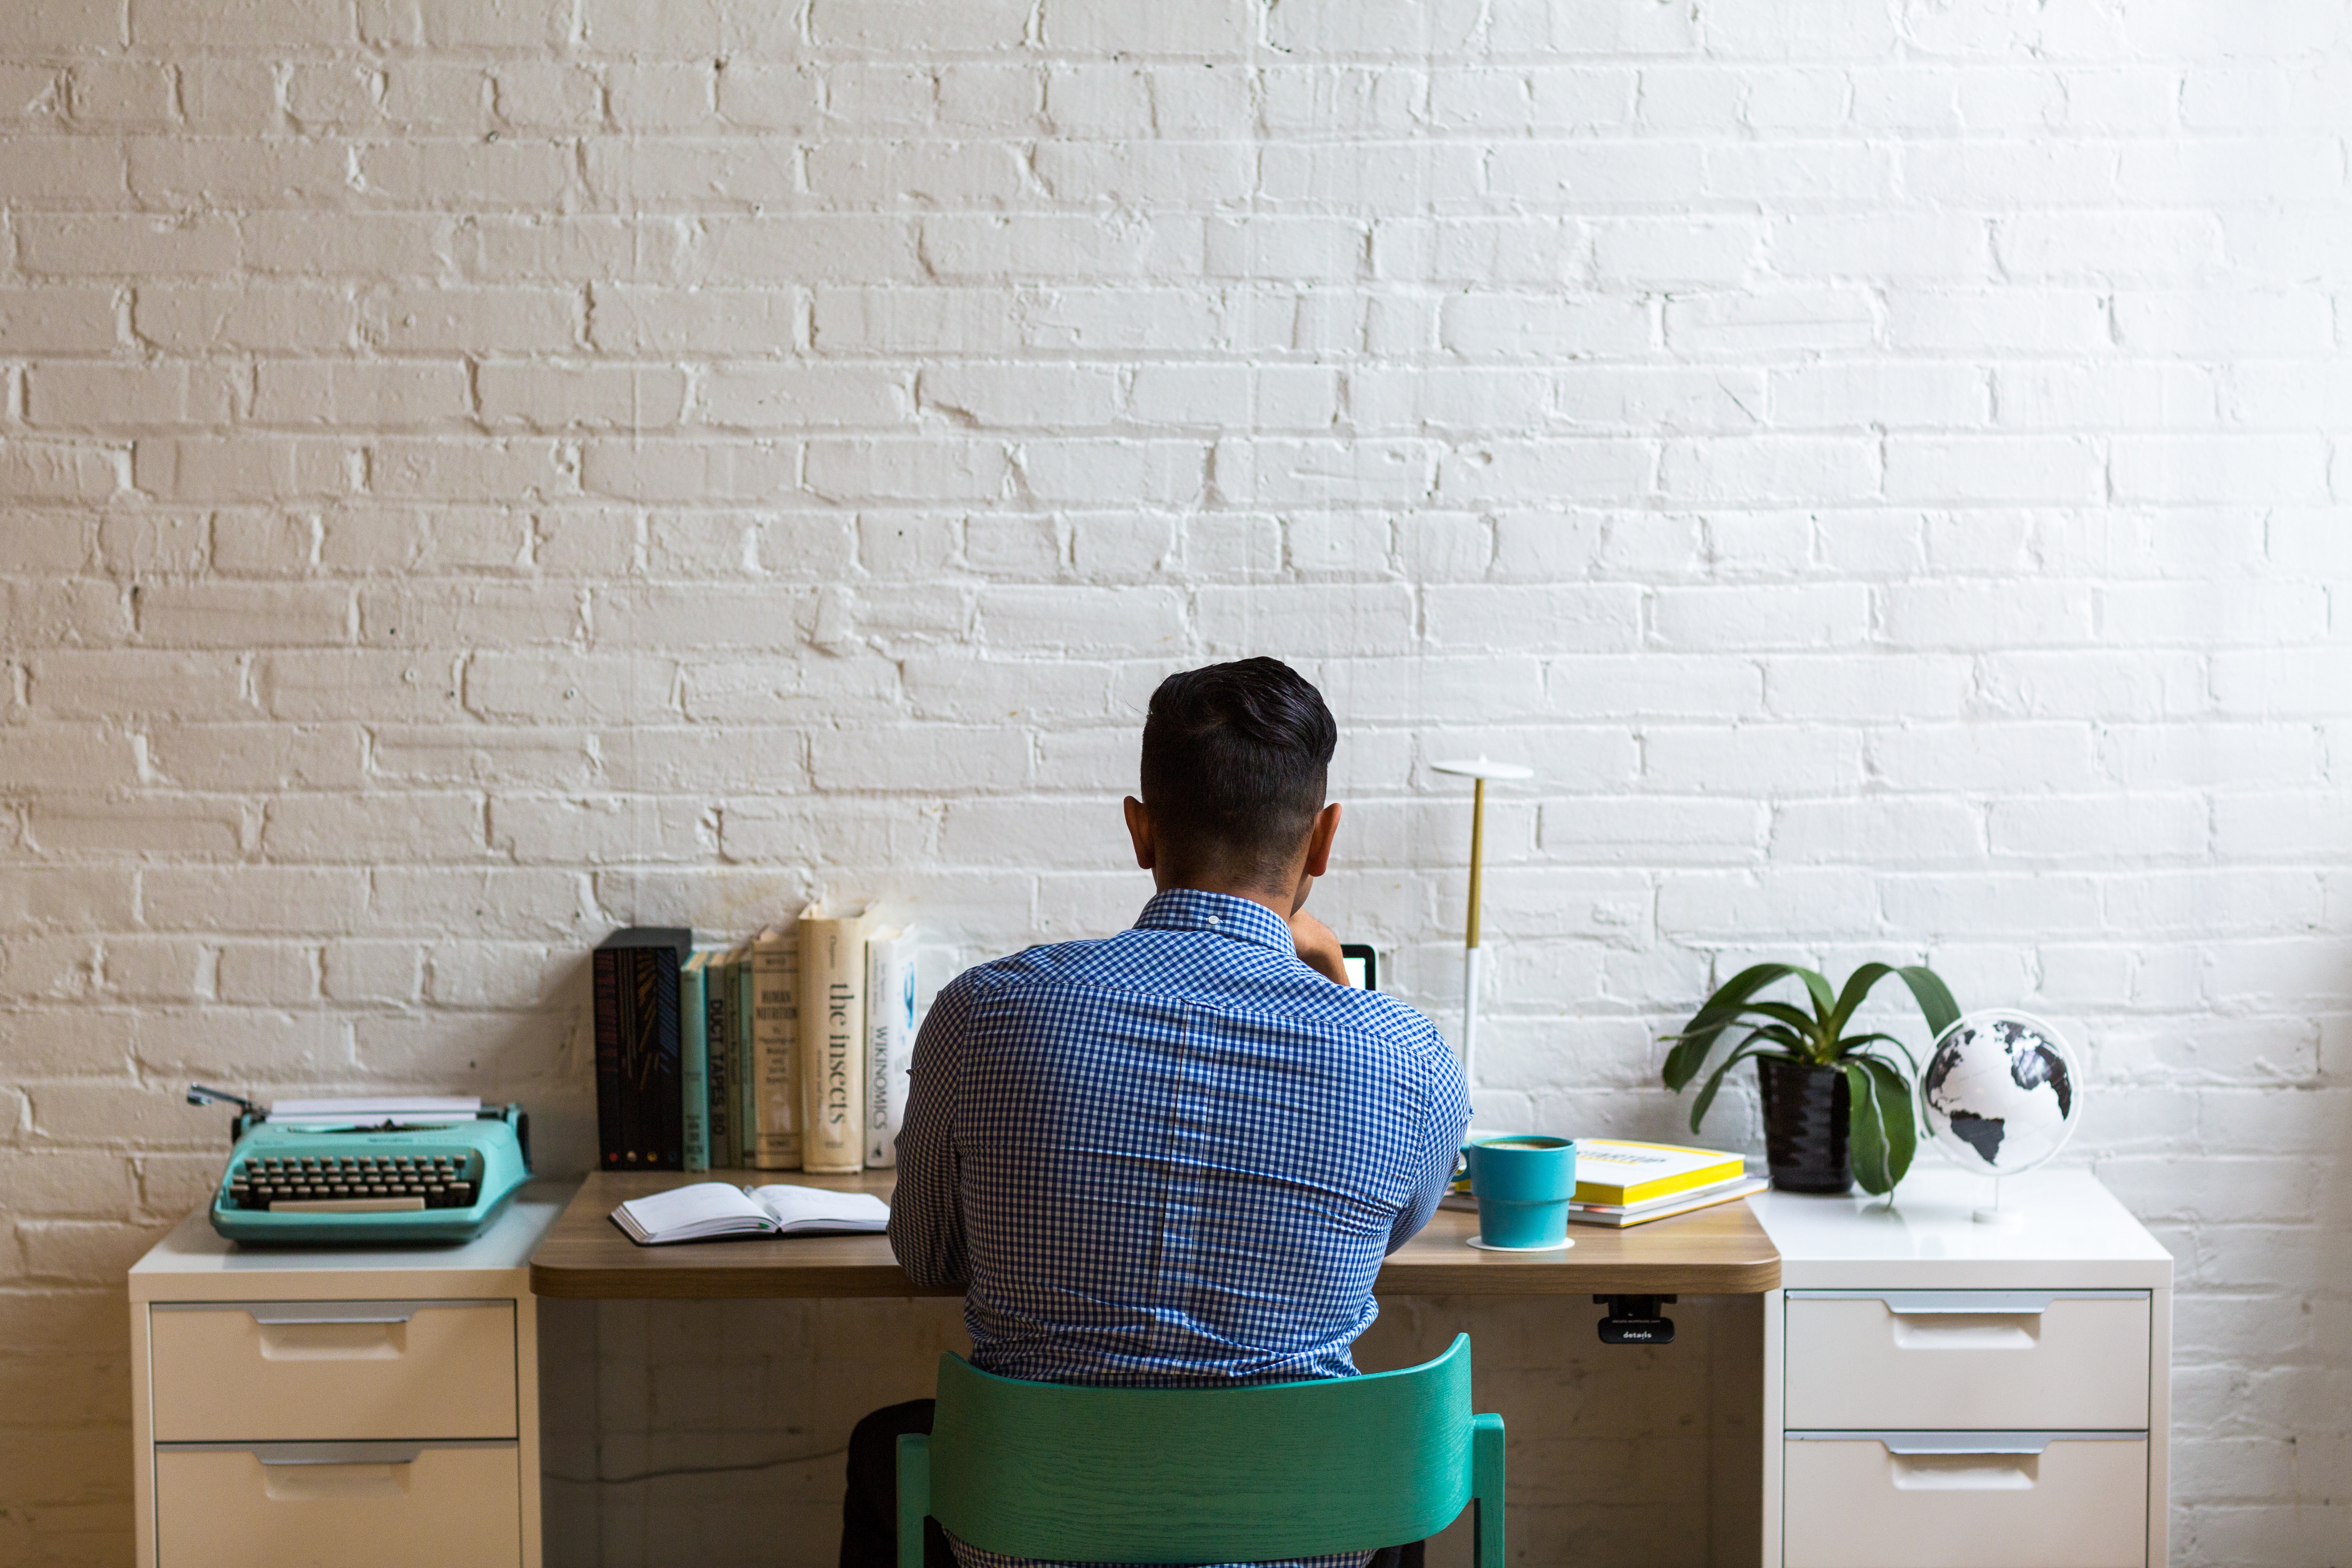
[1387,1031,1474,1255]
[886,973,976,1289]
[1287,906,1350,986]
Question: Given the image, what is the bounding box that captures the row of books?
[1443,1138,1768,1228]
[592,909,919,1176]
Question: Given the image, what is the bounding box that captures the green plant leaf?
[1824,962,1898,1037]
[1858,1054,1918,1188]
[1658,1002,1804,1044]
[1896,965,1962,1040]
[1689,1041,1770,1132]
[1824,962,1960,1042]
[1840,1031,1922,1078]
[1661,963,1813,1091]
[1744,999,1823,1035]
[1795,967,1836,1020]
[1844,1034,1919,1086]
[1740,1023,1806,1054]
[1843,1060,1894,1195]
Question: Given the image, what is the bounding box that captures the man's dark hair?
[1140,658,1337,886]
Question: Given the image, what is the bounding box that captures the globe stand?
[1925,1009,2081,1231]
[1972,1176,2026,1227]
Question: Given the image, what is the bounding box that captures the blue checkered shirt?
[888,889,1472,1568]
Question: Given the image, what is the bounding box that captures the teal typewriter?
[190,1087,532,1245]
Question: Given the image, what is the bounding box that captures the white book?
[1440,1172,1768,1222]
[864,927,917,1168]
[610,1182,889,1246]
[1567,1176,1770,1228]
[798,904,869,1173]
[1569,1138,1746,1205]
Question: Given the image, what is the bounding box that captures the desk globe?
[1919,1010,2082,1225]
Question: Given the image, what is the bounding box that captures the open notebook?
[611,1182,891,1246]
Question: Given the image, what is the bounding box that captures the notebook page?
[748,1185,889,1234]
[614,1182,775,1242]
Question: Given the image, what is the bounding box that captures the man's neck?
[1153,875,1297,921]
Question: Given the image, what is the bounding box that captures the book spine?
[751,930,800,1169]
[625,945,684,1171]
[593,947,624,1169]
[703,952,732,1167]
[884,945,915,1162]
[681,955,708,1174]
[734,952,757,1169]
[717,948,741,1165]
[660,943,684,1170]
[618,947,644,1165]
[864,931,913,1168]
[799,913,866,1173]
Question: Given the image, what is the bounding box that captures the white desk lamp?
[1430,757,1533,1091]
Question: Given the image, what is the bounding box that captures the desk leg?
[132,1301,156,1568]
[2149,1285,2170,1568]
[519,1291,542,1568]
[1760,1288,1783,1568]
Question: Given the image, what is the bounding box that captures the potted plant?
[1659,962,1960,1196]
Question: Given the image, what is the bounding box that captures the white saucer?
[1465,1235,1574,1252]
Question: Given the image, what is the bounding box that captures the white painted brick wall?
[1,2,2347,1564]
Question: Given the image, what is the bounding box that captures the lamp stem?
[1461,777,1486,1086]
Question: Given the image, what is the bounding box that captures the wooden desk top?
[530,1169,1780,1300]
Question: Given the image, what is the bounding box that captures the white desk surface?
[129,1180,573,1302]
[1753,1164,2172,1290]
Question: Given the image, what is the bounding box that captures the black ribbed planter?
[1757,1057,1851,1194]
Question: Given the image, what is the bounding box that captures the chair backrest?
[925,1332,1477,1564]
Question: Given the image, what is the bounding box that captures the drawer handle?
[1882,1293,2054,1316]
[1889,1316,2037,1351]
[1884,1437,2051,1457]
[248,1306,419,1326]
[247,1446,420,1503]
[254,1319,409,1363]
[151,1299,501,1324]
[1891,1453,2038,1492]
[1791,1430,2144,1455]
[162,1440,511,1462]
[258,1443,424,1466]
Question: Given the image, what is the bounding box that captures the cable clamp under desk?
[1594,1294,1675,1345]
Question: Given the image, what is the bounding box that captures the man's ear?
[1301,801,1341,879]
[1123,795,1156,871]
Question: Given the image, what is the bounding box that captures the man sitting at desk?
[844,657,1472,1568]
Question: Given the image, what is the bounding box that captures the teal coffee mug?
[1463,1134,1577,1250]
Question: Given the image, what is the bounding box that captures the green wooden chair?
[895,1332,1503,1568]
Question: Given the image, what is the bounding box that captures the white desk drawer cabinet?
[128,1192,564,1568]
[1784,1433,2149,1568]
[1785,1291,2150,1431]
[151,1300,518,1442]
[155,1442,522,1568]
[1756,1172,2174,1568]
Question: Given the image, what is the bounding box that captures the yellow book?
[797,904,869,1174]
[1571,1139,1746,1207]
